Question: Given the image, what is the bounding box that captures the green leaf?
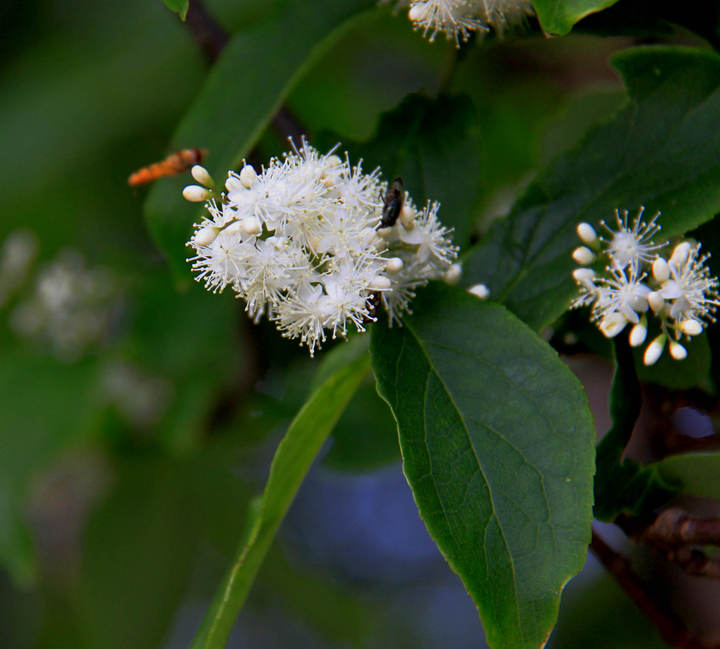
[654,452,720,500]
[635,332,711,390]
[162,0,188,21]
[320,93,482,249]
[594,339,676,521]
[463,47,720,331]
[371,283,595,649]
[532,0,620,35]
[145,0,377,281]
[79,459,202,649]
[190,353,370,649]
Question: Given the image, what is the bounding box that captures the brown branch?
[186,0,229,64]
[184,0,306,140]
[618,509,720,579]
[590,529,708,649]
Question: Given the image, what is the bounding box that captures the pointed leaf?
[532,0,620,35]
[371,284,595,649]
[190,353,370,649]
[463,47,720,330]
[162,0,188,21]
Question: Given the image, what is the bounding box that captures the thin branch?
[590,529,707,649]
[619,509,720,579]
[186,0,229,64]
[184,0,306,140]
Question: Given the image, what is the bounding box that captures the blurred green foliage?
[3,1,720,648]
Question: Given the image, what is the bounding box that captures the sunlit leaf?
[532,0,620,35]
[162,0,189,21]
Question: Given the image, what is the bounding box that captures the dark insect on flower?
[378,177,404,228]
[128,148,208,187]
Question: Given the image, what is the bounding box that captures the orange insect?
[128,148,208,187]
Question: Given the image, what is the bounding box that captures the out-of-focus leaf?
[190,354,370,649]
[654,452,720,500]
[145,0,377,281]
[594,339,676,521]
[463,47,720,331]
[371,283,595,649]
[533,0,620,35]
[0,351,103,584]
[78,447,249,649]
[321,93,482,249]
[162,0,188,21]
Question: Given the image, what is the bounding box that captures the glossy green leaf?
[532,0,620,35]
[145,0,377,281]
[320,93,482,249]
[190,353,370,649]
[655,452,720,500]
[371,283,595,649]
[594,339,676,521]
[463,47,720,331]
[162,0,188,21]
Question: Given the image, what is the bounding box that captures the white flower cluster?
[10,250,118,360]
[571,208,720,366]
[184,140,458,355]
[389,0,533,44]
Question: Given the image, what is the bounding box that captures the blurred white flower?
[570,209,720,366]
[186,140,458,355]
[10,251,119,360]
[0,230,38,307]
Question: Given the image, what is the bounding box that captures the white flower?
[404,0,533,44]
[10,250,118,360]
[658,242,720,332]
[185,139,457,355]
[571,208,720,365]
[600,207,666,269]
[594,264,650,327]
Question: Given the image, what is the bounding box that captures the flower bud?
[239,164,259,189]
[670,241,691,267]
[193,226,218,247]
[599,313,626,338]
[647,290,665,313]
[385,257,404,274]
[679,319,703,336]
[669,340,688,361]
[467,283,490,300]
[399,205,415,230]
[239,217,262,236]
[572,268,596,289]
[373,276,393,290]
[652,257,670,283]
[572,246,595,266]
[576,222,598,246]
[408,4,430,21]
[443,263,462,286]
[643,334,666,366]
[182,185,211,202]
[629,321,647,347]
[191,165,214,187]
